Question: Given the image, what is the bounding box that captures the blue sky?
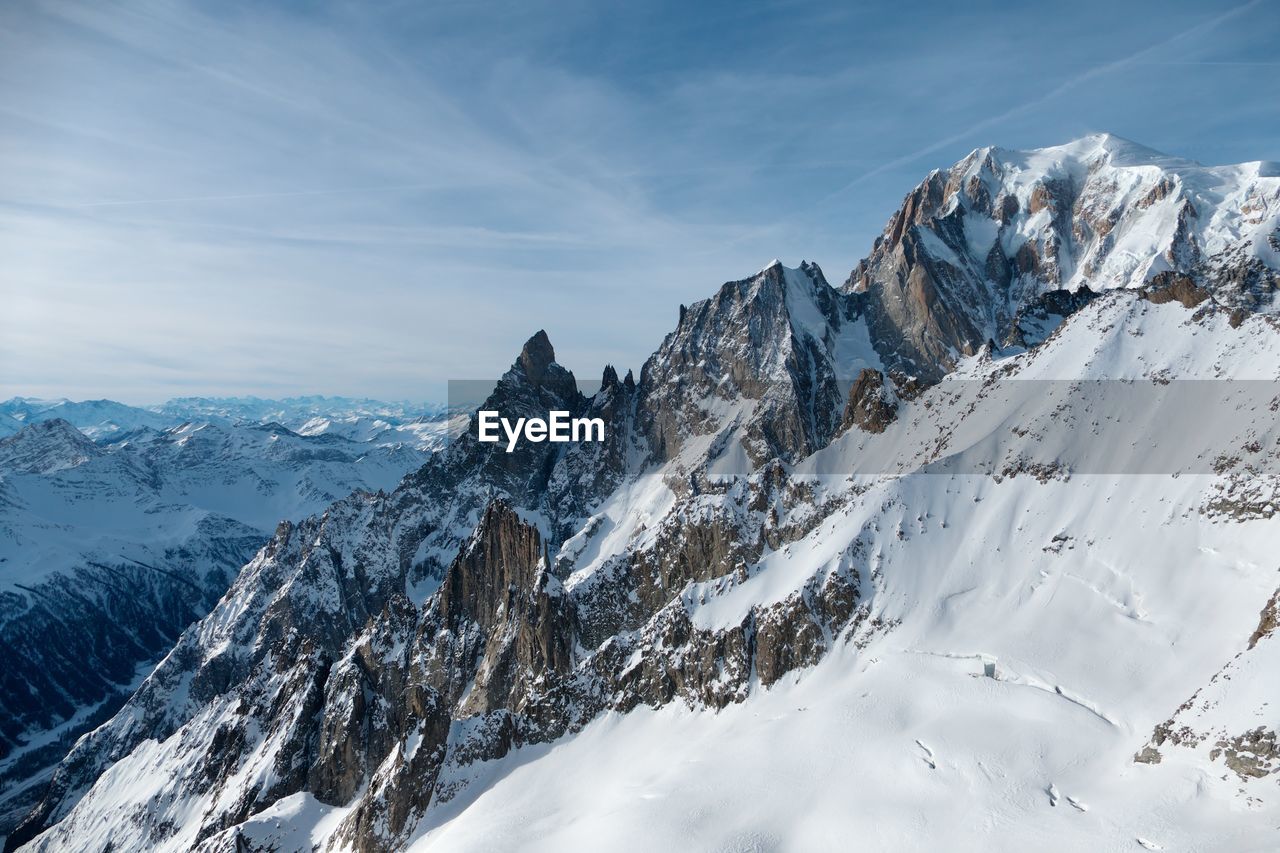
[1,0,1277,402]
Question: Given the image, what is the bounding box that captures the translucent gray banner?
[448,379,1280,476]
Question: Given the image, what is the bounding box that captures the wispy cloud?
[1,0,1276,402]
[35,183,442,208]
[825,0,1268,197]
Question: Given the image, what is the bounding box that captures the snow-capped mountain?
[0,420,101,474]
[850,132,1279,380]
[8,136,1280,852]
[0,410,446,839]
[157,397,451,451]
[0,399,178,441]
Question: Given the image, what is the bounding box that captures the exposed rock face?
[845,134,1280,381]
[840,368,898,434]
[1211,727,1280,780]
[633,260,875,468]
[1005,285,1099,347]
[516,330,562,389]
[432,500,572,716]
[1140,271,1212,308]
[1248,586,1280,649]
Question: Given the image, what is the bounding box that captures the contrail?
[824,0,1264,199]
[66,182,440,209]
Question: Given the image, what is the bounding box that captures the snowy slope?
[0,415,26,440]
[406,300,1280,853]
[955,134,1280,290]
[0,420,100,474]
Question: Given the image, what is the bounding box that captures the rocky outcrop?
[1140,272,1211,308]
[1005,285,1099,347]
[432,501,573,716]
[634,260,866,468]
[1211,727,1280,780]
[840,368,898,434]
[1248,586,1280,649]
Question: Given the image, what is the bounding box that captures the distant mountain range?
[0,396,451,448]
[0,399,452,838]
[5,135,1280,851]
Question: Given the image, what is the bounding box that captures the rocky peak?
[505,329,578,403]
[0,418,100,474]
[518,330,556,383]
[391,333,595,572]
[438,500,550,635]
[633,260,878,468]
[845,133,1280,382]
[600,364,619,391]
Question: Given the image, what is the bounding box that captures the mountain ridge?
[7,134,1280,852]
[846,132,1279,381]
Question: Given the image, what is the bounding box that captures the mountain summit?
[848,133,1280,379]
[0,419,100,474]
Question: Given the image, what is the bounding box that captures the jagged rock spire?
[518,330,557,385]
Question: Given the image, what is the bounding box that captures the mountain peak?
[1026,132,1191,169]
[518,330,557,384]
[846,133,1280,381]
[23,417,91,442]
[492,329,578,404]
[0,418,100,474]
